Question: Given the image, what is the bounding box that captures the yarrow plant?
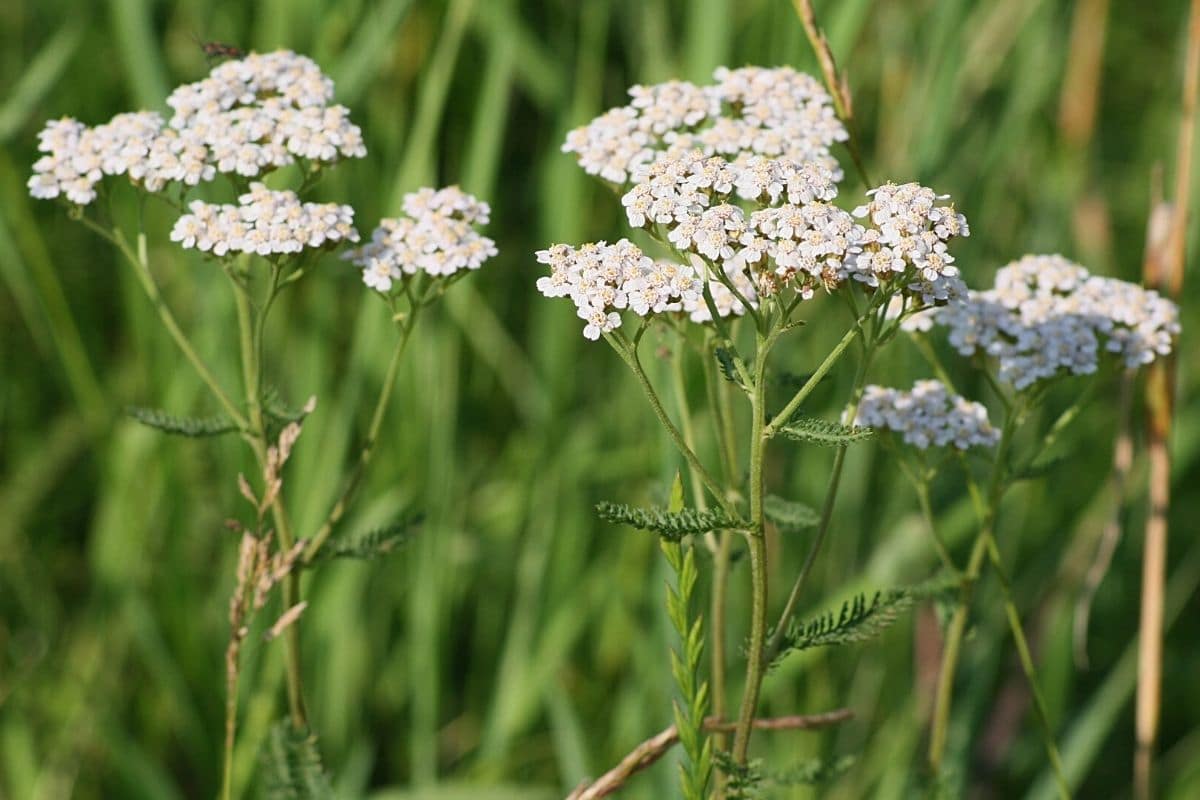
[29,49,496,798]
[541,61,1179,800]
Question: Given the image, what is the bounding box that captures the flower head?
[535,240,703,339]
[30,50,364,205]
[911,255,1180,389]
[170,183,357,257]
[856,380,999,450]
[343,186,497,292]
[563,66,846,186]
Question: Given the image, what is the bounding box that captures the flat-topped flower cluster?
[564,66,848,185]
[29,50,365,205]
[908,255,1179,389]
[344,187,498,292]
[857,380,1000,451]
[170,183,357,257]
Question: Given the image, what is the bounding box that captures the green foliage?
[308,514,421,564]
[125,405,238,437]
[1012,453,1069,483]
[763,495,820,532]
[261,721,333,800]
[595,501,747,541]
[770,754,857,786]
[714,346,750,392]
[771,577,957,668]
[714,751,765,799]
[660,474,712,800]
[776,416,875,447]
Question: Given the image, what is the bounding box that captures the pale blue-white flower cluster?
[857,380,1000,450]
[908,255,1179,389]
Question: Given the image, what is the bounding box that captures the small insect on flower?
[191,34,245,63]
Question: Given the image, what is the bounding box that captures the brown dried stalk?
[1136,1,1199,796]
[791,0,871,186]
[564,709,853,800]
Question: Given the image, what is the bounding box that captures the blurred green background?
[1,0,1197,797]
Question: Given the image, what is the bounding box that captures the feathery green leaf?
[776,416,874,447]
[125,406,237,437]
[596,501,747,541]
[771,577,956,667]
[261,720,333,800]
[763,495,820,532]
[310,515,422,564]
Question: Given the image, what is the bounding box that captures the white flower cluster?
[343,187,497,292]
[29,50,364,205]
[857,380,1000,450]
[563,66,847,185]
[911,255,1180,389]
[847,183,969,303]
[169,183,356,256]
[619,152,968,304]
[535,240,703,339]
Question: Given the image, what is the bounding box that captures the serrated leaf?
[309,515,421,564]
[596,502,748,541]
[769,755,857,786]
[261,720,333,800]
[1012,453,1068,482]
[125,406,237,437]
[771,576,956,668]
[715,346,749,391]
[776,416,874,447]
[763,495,820,532]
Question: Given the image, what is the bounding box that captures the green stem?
[305,310,418,562]
[606,330,733,514]
[92,221,248,430]
[731,333,770,763]
[928,408,1019,774]
[984,536,1070,798]
[763,323,862,438]
[230,274,308,731]
[765,330,877,660]
[911,475,958,575]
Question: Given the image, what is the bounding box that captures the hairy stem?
[606,330,732,514]
[231,276,308,730]
[984,537,1070,798]
[731,334,770,763]
[763,323,861,438]
[305,311,418,561]
[766,330,876,660]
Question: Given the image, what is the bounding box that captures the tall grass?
[1,1,1197,797]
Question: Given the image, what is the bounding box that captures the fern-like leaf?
[776,416,874,447]
[125,406,237,437]
[714,751,765,800]
[769,755,857,786]
[763,495,820,532]
[771,577,955,668]
[596,502,747,541]
[261,720,333,800]
[311,515,421,564]
[714,346,750,392]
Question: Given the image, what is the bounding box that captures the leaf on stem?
[776,416,874,447]
[596,502,748,541]
[763,495,820,532]
[307,514,422,564]
[715,346,750,393]
[261,719,333,800]
[770,577,956,668]
[126,405,238,437]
